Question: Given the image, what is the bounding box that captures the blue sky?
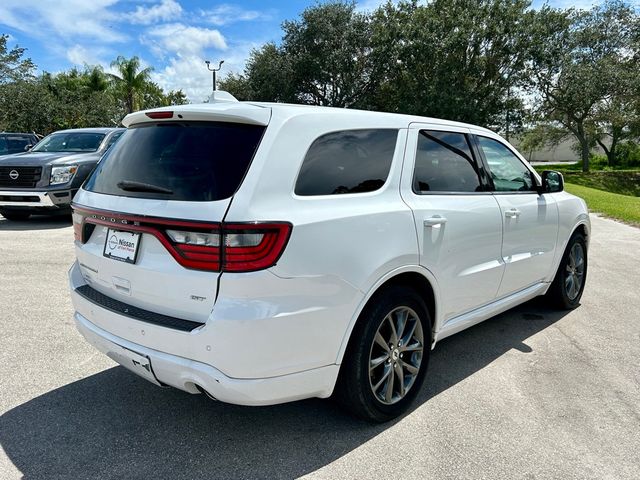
[1,0,602,102]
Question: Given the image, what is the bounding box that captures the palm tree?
[109,56,153,113]
[86,67,109,92]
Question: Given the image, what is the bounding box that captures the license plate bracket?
[106,345,161,386]
[103,228,141,264]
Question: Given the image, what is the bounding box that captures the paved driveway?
[0,214,638,479]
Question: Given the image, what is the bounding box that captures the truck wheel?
[0,210,31,221]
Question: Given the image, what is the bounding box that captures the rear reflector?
[145,111,173,119]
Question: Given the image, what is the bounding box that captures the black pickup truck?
[0,128,123,220]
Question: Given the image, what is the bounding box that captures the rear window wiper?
[116,180,173,194]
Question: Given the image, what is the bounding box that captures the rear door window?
[295,129,398,195]
[84,122,265,202]
[413,130,481,193]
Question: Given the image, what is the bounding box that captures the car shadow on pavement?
[0,214,71,231]
[0,298,570,480]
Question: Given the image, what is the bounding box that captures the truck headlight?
[50,166,78,185]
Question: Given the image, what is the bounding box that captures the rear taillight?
[72,207,292,273]
[72,211,83,241]
[164,223,291,273]
[165,228,221,271]
[223,223,292,272]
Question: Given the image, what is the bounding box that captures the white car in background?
[68,95,589,422]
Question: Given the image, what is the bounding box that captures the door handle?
[424,215,448,227]
[505,208,521,218]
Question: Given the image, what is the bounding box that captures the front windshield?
[31,132,105,153]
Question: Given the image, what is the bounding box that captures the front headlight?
[50,166,78,185]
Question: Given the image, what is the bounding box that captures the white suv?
[69,96,589,421]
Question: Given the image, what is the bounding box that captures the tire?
[546,232,587,310]
[335,285,431,422]
[0,210,31,221]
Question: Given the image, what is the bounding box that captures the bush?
[589,154,609,169]
[615,142,640,168]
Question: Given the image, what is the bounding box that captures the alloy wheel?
[368,306,424,405]
[565,242,585,301]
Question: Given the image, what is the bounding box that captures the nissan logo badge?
[9,170,19,180]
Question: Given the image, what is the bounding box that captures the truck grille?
[0,166,42,188]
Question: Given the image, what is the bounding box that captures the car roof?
[127,99,494,135]
[47,127,124,134]
[251,102,494,133]
[0,132,38,136]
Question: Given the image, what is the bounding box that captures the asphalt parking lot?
[1,213,639,480]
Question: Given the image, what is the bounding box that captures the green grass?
[534,164,640,197]
[562,171,640,197]
[565,183,640,226]
[542,158,638,173]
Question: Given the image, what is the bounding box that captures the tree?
[280,1,383,107]
[109,56,153,113]
[221,2,383,108]
[164,89,188,106]
[0,79,55,133]
[85,66,109,92]
[220,43,296,103]
[369,0,539,130]
[529,1,638,171]
[139,81,189,109]
[0,34,35,83]
[588,56,640,166]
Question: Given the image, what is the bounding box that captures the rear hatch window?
[84,122,265,202]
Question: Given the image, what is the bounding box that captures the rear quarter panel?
[219,114,420,374]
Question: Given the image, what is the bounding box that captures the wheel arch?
[544,217,590,294]
[573,222,589,244]
[335,266,440,366]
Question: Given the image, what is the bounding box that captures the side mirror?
[24,144,33,152]
[539,170,564,194]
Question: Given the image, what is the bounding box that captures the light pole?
[205,60,224,92]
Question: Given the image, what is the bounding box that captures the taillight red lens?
[222,223,292,272]
[163,223,291,272]
[72,206,291,273]
[173,244,221,271]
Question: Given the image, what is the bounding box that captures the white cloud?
[0,0,125,43]
[152,40,260,102]
[128,0,183,25]
[201,4,266,26]
[152,55,214,102]
[143,23,227,58]
[67,45,102,66]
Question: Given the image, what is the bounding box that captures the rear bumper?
[0,189,73,208]
[68,260,350,405]
[75,311,339,406]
